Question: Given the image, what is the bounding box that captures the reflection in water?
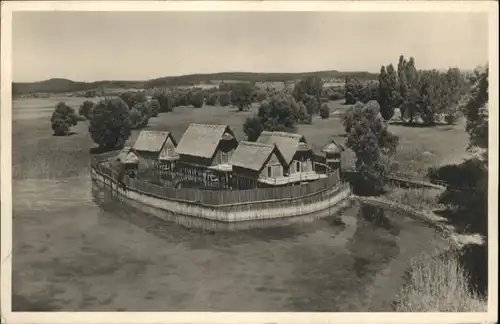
[12,178,447,311]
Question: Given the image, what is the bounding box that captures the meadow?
[12,95,471,180]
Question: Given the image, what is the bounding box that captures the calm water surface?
[12,177,448,311]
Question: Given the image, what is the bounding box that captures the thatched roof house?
[132,130,178,169]
[176,123,237,166]
[133,130,177,154]
[116,146,139,165]
[231,141,286,173]
[256,131,310,166]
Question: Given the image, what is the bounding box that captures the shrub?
[189,90,205,108]
[319,104,330,119]
[78,100,94,120]
[88,98,132,150]
[50,102,78,136]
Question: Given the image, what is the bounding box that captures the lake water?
[12,176,449,312]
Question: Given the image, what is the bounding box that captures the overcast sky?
[12,11,489,82]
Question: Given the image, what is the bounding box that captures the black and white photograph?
[1,1,497,322]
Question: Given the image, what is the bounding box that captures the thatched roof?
[230,141,285,172]
[123,151,139,165]
[176,123,235,158]
[115,146,139,165]
[116,146,133,162]
[133,130,174,153]
[256,131,308,165]
[321,140,344,155]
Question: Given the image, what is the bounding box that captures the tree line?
[345,55,469,125]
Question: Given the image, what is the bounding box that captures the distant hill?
[12,70,378,95]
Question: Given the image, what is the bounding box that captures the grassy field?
[12,97,471,180]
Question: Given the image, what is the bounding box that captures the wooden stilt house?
[175,123,238,188]
[132,130,178,174]
[256,131,323,184]
[230,141,288,189]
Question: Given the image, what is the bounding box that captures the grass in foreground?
[396,250,487,312]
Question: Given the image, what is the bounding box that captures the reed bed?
[396,249,487,312]
[384,186,444,211]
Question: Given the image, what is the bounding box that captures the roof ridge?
[189,123,228,128]
[139,130,170,134]
[239,141,275,148]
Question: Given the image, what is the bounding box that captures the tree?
[152,91,173,113]
[343,101,399,195]
[427,65,489,236]
[129,109,149,129]
[297,101,311,124]
[243,94,300,141]
[243,116,264,141]
[149,98,160,117]
[78,100,94,120]
[258,95,300,132]
[205,92,218,106]
[189,90,204,108]
[218,91,231,106]
[293,76,323,114]
[319,104,330,119]
[345,91,356,105]
[51,102,78,136]
[401,57,420,123]
[464,66,488,151]
[174,91,189,107]
[231,83,254,111]
[252,90,268,103]
[397,55,409,109]
[130,101,151,129]
[344,77,364,104]
[89,98,132,150]
[119,91,147,109]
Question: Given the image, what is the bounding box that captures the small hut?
[132,130,178,173]
[116,146,139,178]
[320,140,344,174]
[230,141,288,189]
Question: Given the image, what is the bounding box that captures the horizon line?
[12,65,481,84]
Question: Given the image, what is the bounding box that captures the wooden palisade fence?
[90,155,352,225]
